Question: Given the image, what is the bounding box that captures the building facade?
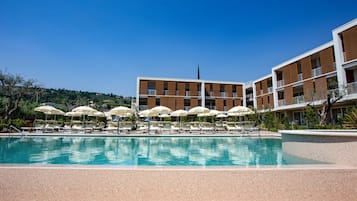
[137,77,245,111]
[136,18,357,125]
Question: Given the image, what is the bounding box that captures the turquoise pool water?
[0,136,323,166]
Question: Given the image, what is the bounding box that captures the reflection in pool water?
[0,136,324,166]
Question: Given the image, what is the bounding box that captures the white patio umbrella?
[171,109,189,129]
[109,106,132,117]
[216,114,228,118]
[72,106,98,115]
[171,110,188,117]
[109,106,133,134]
[71,106,98,128]
[227,106,253,115]
[158,113,170,118]
[89,111,105,117]
[188,106,209,115]
[34,105,64,122]
[138,109,159,117]
[150,106,172,115]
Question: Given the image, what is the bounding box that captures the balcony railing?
[210,91,214,97]
[328,88,345,100]
[312,67,322,77]
[220,92,226,97]
[224,106,228,111]
[268,87,273,93]
[197,91,201,96]
[232,92,237,97]
[277,80,284,88]
[347,81,357,95]
[260,90,263,95]
[164,90,168,95]
[185,91,190,96]
[139,105,148,111]
[297,73,303,81]
[148,89,156,96]
[184,106,190,111]
[294,95,305,104]
[246,93,253,101]
[206,105,216,110]
[278,99,285,106]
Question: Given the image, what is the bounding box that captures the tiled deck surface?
[0,165,356,201]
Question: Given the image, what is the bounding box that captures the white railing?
[232,92,237,97]
[297,73,303,81]
[148,89,156,95]
[268,87,273,93]
[220,92,226,97]
[312,67,322,77]
[185,91,190,96]
[294,95,304,104]
[176,90,179,95]
[328,88,344,100]
[224,106,228,111]
[277,80,284,87]
[197,91,201,96]
[260,90,263,95]
[206,105,216,110]
[278,99,285,106]
[164,90,168,95]
[210,91,214,97]
[347,81,357,95]
[184,106,190,111]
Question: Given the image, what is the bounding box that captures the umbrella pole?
[117,116,120,135]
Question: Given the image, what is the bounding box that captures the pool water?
[0,136,324,166]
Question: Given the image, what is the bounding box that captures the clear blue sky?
[0,0,356,96]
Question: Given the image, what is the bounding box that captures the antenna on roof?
[197,64,200,80]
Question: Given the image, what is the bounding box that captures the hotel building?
[136,77,244,111]
[136,18,357,125]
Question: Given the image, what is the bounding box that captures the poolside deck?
[1,165,356,201]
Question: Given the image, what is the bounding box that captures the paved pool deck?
[0,165,356,201]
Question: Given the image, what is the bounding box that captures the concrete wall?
[281,130,357,166]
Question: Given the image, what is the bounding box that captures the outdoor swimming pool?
[0,136,324,166]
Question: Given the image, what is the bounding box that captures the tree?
[304,106,318,128]
[0,71,38,126]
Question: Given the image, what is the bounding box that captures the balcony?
[268,87,273,93]
[148,89,156,96]
[220,92,226,97]
[232,92,237,97]
[260,90,263,95]
[277,80,285,88]
[297,73,303,81]
[246,93,253,101]
[312,67,322,77]
[328,88,345,100]
[197,91,201,96]
[278,99,285,106]
[210,91,214,97]
[164,90,168,95]
[185,91,190,96]
[184,106,190,111]
[347,81,357,95]
[294,95,305,104]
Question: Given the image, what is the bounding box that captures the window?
[297,62,302,73]
[311,54,321,69]
[156,98,160,106]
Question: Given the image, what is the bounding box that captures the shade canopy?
[89,111,106,117]
[138,109,158,117]
[34,105,64,115]
[65,111,82,117]
[197,110,221,117]
[170,109,188,117]
[72,106,98,115]
[150,106,172,114]
[227,106,253,116]
[188,106,209,115]
[109,106,132,117]
[216,114,228,118]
